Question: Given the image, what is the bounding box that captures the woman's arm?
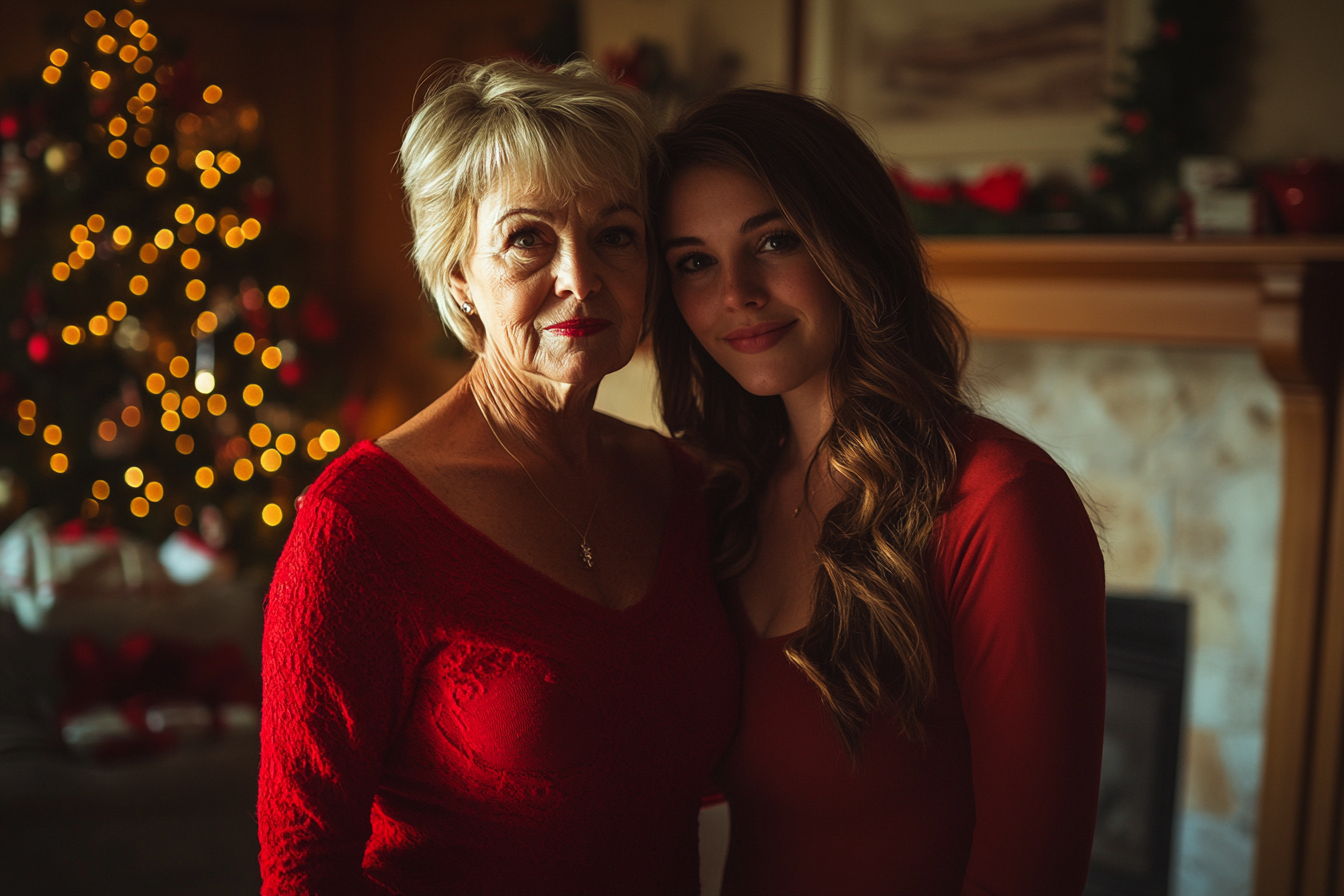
[258,494,409,896]
[942,456,1107,896]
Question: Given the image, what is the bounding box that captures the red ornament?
[278,359,304,388]
[300,294,339,342]
[962,166,1027,215]
[1159,18,1182,41]
[1089,164,1112,189]
[1123,110,1150,136]
[27,332,51,364]
[0,113,18,140]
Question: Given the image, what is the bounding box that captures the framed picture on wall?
[801,0,1151,175]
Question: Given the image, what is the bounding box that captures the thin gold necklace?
[470,387,599,569]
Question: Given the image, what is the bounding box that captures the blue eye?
[509,228,542,250]
[760,231,800,253]
[673,252,715,274]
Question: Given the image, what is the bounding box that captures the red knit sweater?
[718,416,1107,896]
[258,440,740,896]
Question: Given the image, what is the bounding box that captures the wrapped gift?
[0,510,172,631]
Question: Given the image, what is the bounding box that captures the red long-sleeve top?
[719,416,1107,896]
[258,440,739,896]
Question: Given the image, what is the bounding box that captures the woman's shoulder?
[304,440,418,506]
[289,440,434,547]
[940,414,1089,536]
[948,414,1070,496]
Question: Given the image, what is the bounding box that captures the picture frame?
[801,0,1152,176]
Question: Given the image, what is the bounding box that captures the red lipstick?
[723,320,796,354]
[545,317,611,338]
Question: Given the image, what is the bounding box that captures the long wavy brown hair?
[652,88,970,755]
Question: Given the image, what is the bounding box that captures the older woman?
[257,60,739,895]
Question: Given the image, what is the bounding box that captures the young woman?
[653,88,1107,896]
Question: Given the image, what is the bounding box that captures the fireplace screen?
[1086,595,1190,896]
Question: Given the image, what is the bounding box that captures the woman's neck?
[467,352,603,469]
[779,373,835,470]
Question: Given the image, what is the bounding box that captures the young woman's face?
[452,184,648,387]
[661,165,841,400]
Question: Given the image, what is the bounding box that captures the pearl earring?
[460,302,473,315]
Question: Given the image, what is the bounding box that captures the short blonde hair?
[399,58,657,353]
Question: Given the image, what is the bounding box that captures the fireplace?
[928,235,1344,896]
[1088,595,1191,896]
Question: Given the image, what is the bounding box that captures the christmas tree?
[1088,0,1245,231]
[0,4,346,565]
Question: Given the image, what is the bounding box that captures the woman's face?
[452,184,648,388]
[661,165,841,400]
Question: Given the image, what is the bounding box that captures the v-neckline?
[726,578,806,642]
[361,439,685,619]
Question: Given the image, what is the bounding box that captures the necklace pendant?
[580,540,594,569]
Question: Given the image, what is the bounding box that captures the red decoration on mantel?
[1263,158,1344,234]
[962,167,1027,215]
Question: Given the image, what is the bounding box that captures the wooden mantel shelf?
[924,236,1344,346]
[921,236,1344,896]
